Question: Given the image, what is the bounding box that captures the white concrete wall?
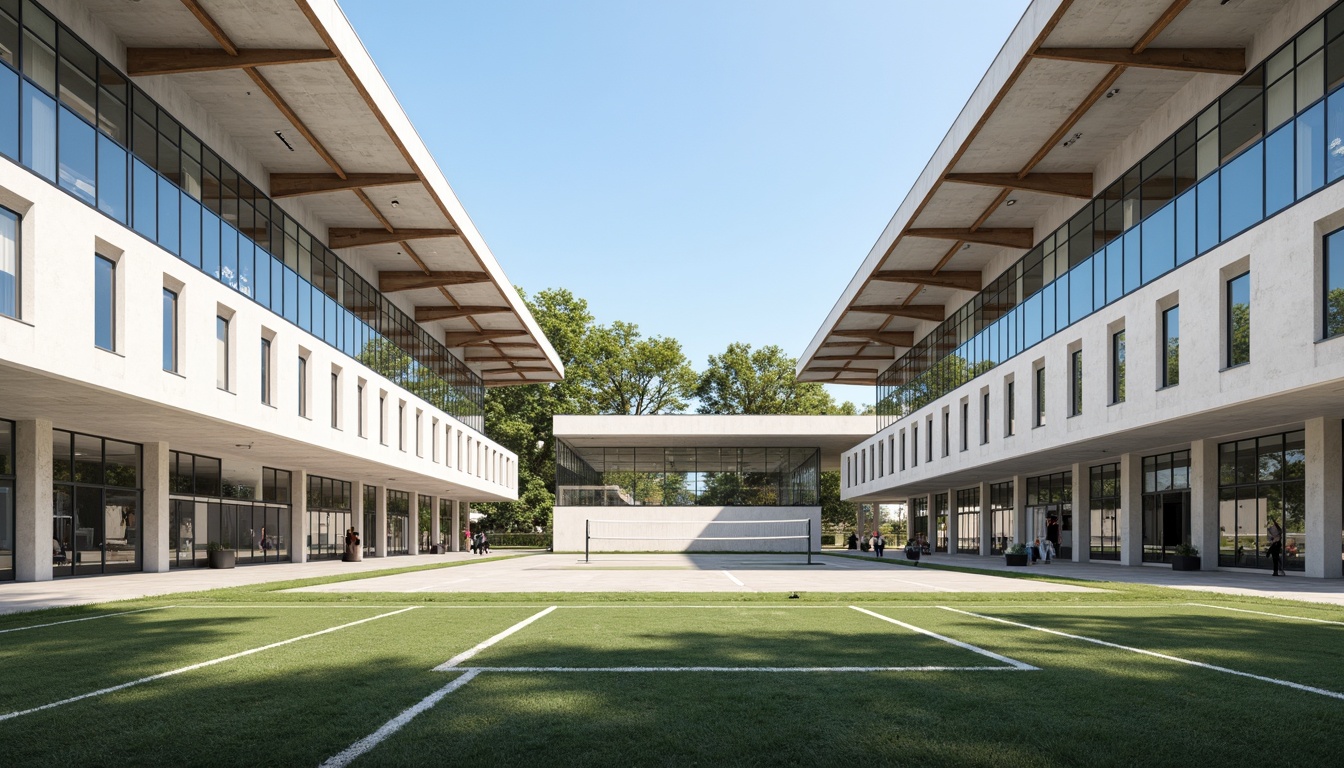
[553,507,822,554]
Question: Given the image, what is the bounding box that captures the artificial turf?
[1,561,1341,767]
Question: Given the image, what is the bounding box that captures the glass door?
[1142,490,1190,563]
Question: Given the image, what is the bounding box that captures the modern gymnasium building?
[0,0,562,581]
[799,0,1344,579]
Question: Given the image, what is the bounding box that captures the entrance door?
[1143,491,1190,562]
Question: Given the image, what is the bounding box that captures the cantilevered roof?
[798,0,1288,386]
[79,0,563,385]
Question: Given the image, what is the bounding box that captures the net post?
[807,517,812,565]
[585,519,590,564]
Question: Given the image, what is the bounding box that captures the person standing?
[872,531,885,558]
[1045,515,1060,561]
[1266,518,1285,576]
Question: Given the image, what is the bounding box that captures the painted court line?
[1187,603,1344,627]
[850,606,1037,670]
[0,607,419,722]
[320,669,481,768]
[460,665,1023,673]
[0,606,173,635]
[434,606,557,671]
[939,607,1344,701]
[721,570,746,587]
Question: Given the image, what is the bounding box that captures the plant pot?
[208,550,235,569]
[1171,554,1201,571]
[1004,553,1029,566]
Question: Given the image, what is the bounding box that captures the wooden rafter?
[838,330,915,347]
[848,304,944,321]
[944,172,1093,198]
[330,228,459,249]
[1033,47,1244,76]
[126,48,336,76]
[445,331,525,347]
[415,306,511,322]
[870,271,981,291]
[270,173,420,198]
[907,228,1034,249]
[179,0,238,55]
[378,271,489,292]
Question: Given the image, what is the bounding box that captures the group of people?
[1025,515,1060,564]
[845,531,932,559]
[465,529,491,555]
[342,527,362,562]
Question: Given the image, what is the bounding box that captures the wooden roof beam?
[838,330,915,347]
[945,172,1093,198]
[330,228,459,249]
[871,270,981,291]
[270,173,420,198]
[379,271,488,292]
[907,228,1034,249]
[445,330,526,347]
[1033,48,1244,76]
[126,48,336,76]
[849,304,945,322]
[414,305,512,322]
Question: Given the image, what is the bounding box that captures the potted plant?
[207,540,235,569]
[1005,542,1029,566]
[1171,543,1201,571]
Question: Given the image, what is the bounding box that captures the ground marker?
[320,669,481,768]
[850,606,1037,670]
[940,606,1344,701]
[0,607,419,722]
[0,606,173,635]
[434,606,557,671]
[721,571,746,587]
[1187,603,1344,626]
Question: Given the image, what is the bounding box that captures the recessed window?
[1111,330,1126,404]
[94,254,115,351]
[379,393,387,444]
[960,401,969,451]
[331,372,339,429]
[1035,366,1046,427]
[297,356,308,417]
[260,338,272,405]
[1325,228,1344,338]
[215,315,229,391]
[981,392,990,444]
[911,423,918,467]
[357,383,366,438]
[399,403,406,451]
[1006,381,1015,436]
[0,207,18,318]
[1162,306,1180,387]
[941,411,949,457]
[1070,350,1083,417]
[1226,271,1250,367]
[162,288,177,372]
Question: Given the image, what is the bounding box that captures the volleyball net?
[583,517,814,564]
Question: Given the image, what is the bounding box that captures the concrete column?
[290,469,308,564]
[1189,439,1219,571]
[408,492,419,555]
[430,495,441,552]
[374,485,387,557]
[15,418,52,582]
[142,442,170,573]
[1119,453,1144,566]
[451,500,462,552]
[855,503,865,541]
[1071,463,1090,563]
[1013,475,1029,550]
[946,488,958,553]
[978,481,992,557]
[1305,417,1343,579]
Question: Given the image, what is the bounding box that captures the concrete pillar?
[1189,439,1219,571]
[946,488,958,553]
[1071,463,1090,563]
[1119,453,1143,566]
[431,495,441,552]
[15,418,52,582]
[374,485,387,557]
[142,442,170,573]
[855,503,865,540]
[290,469,308,564]
[451,500,462,552]
[1305,417,1343,579]
[1013,475,1029,550]
[408,492,419,556]
[978,481,992,557]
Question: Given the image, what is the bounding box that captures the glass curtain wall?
[1026,471,1073,558]
[362,485,376,558]
[306,475,351,561]
[438,499,453,550]
[933,492,949,552]
[168,453,289,566]
[0,0,485,429]
[556,442,821,507]
[910,497,929,542]
[0,419,13,580]
[386,490,410,555]
[1142,450,1192,563]
[418,495,432,551]
[0,206,17,318]
[988,481,1014,555]
[1218,431,1306,571]
[1089,464,1121,561]
[956,487,980,554]
[876,5,1344,428]
[51,429,140,576]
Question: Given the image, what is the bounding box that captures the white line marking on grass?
[460,665,1025,673]
[850,606,1037,670]
[1187,603,1344,626]
[940,607,1344,701]
[0,606,173,635]
[320,669,481,768]
[722,571,746,587]
[0,607,419,722]
[433,606,557,671]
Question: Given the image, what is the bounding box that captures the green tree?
[1327,287,1344,337]
[583,321,697,414]
[696,342,858,415]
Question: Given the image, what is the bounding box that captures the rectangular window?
[899,431,906,471]
[1006,381,1015,436]
[1070,350,1083,416]
[331,373,339,428]
[357,383,365,437]
[1035,366,1046,427]
[941,411,949,457]
[162,288,177,372]
[399,403,406,451]
[215,315,229,390]
[1162,306,1180,387]
[1112,330,1126,403]
[94,254,114,351]
[1326,228,1344,338]
[0,207,18,318]
[297,356,308,417]
[926,417,933,462]
[415,412,422,455]
[960,402,968,451]
[981,392,989,444]
[911,424,918,467]
[379,393,387,444]
[260,338,271,405]
[1227,271,1250,366]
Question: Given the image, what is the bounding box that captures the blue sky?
[341,1,1029,406]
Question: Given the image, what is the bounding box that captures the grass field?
[2,559,1342,767]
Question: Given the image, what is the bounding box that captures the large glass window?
[0,206,17,318]
[932,492,949,553]
[1227,271,1251,366]
[1142,450,1191,563]
[93,254,113,351]
[162,288,176,372]
[169,453,289,567]
[215,315,229,391]
[955,487,980,554]
[1027,471,1073,559]
[51,429,141,576]
[1111,330,1126,404]
[1162,306,1180,387]
[988,481,1013,555]
[386,489,410,556]
[0,419,14,581]
[1089,463,1121,561]
[306,474,351,561]
[1326,227,1344,338]
[1218,431,1305,572]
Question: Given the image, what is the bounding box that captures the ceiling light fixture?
[1105,88,1120,99]
[961,243,971,250]
[390,199,400,208]
[1005,199,1017,206]
[1062,132,1082,148]
[273,131,295,152]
